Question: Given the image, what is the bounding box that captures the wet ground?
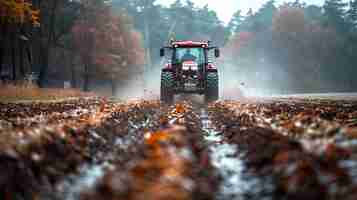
[1,96,357,199]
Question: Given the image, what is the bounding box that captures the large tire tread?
[160,71,175,104]
[205,72,219,103]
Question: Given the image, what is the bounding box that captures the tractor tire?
[205,72,219,103]
[160,71,175,104]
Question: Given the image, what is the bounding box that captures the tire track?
[209,101,357,200]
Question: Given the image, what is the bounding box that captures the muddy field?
[1,97,357,200]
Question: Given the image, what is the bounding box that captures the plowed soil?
[1,97,357,200]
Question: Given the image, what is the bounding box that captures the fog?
[3,0,354,100]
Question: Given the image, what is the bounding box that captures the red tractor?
[160,40,220,103]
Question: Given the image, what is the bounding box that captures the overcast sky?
[157,0,325,24]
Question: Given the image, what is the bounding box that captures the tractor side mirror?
[160,48,165,57]
[214,48,220,58]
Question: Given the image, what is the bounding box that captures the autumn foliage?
[223,3,349,92]
[272,6,306,34]
[0,0,40,26]
[71,2,145,79]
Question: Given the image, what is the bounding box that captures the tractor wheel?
[160,71,175,104]
[205,72,219,103]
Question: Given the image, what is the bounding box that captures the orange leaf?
[145,131,171,146]
[175,104,186,114]
[345,127,357,138]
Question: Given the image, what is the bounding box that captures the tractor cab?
[159,40,220,103]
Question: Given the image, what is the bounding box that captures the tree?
[323,0,348,32]
[253,0,277,31]
[166,1,224,43]
[113,0,167,62]
[193,4,225,45]
[236,1,277,33]
[272,5,306,36]
[35,0,82,87]
[71,22,95,91]
[346,0,357,88]
[72,0,145,94]
[0,1,40,27]
[227,10,244,34]
[286,0,306,8]
[304,5,323,23]
[239,9,255,32]
[272,5,313,86]
[112,0,226,60]
[347,0,357,28]
[0,0,39,80]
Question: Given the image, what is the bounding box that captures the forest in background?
[0,0,356,95]
[225,0,357,94]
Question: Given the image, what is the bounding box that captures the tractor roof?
[170,40,210,48]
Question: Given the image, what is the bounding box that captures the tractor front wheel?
[160,71,175,104]
[205,72,219,103]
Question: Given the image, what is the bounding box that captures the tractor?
[160,40,220,103]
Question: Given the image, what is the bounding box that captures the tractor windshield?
[174,48,205,65]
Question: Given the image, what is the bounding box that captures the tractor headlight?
[190,65,198,71]
[182,63,199,71]
[182,65,190,71]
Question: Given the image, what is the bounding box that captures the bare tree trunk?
[0,44,3,76]
[111,74,118,96]
[19,41,25,77]
[25,46,32,72]
[38,42,48,85]
[83,63,89,92]
[38,0,58,87]
[0,21,4,75]
[71,66,77,88]
[70,55,77,88]
[11,30,16,81]
[111,78,115,96]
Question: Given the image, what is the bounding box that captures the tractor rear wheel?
[160,71,175,104]
[205,72,219,103]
